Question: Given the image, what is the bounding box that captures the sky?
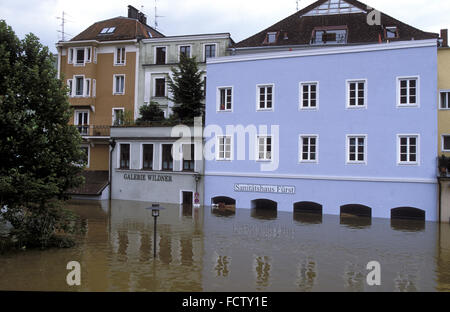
[1,0,449,53]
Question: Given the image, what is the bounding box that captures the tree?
[0,21,85,248]
[135,101,165,124]
[167,54,205,121]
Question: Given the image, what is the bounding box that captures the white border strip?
[208,39,437,64]
[205,171,436,184]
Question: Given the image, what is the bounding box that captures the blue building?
[203,0,439,221]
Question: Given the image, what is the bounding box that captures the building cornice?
[142,33,231,44]
[56,39,138,48]
[209,39,437,64]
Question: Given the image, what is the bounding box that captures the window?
[112,108,124,126]
[300,136,318,162]
[119,144,130,169]
[398,77,418,106]
[75,111,89,135]
[179,45,191,58]
[68,48,73,64]
[257,85,274,110]
[398,135,419,164]
[114,75,125,95]
[100,27,115,34]
[76,48,85,65]
[156,47,166,65]
[86,47,91,63]
[154,78,166,97]
[443,135,450,152]
[257,136,272,161]
[347,135,366,163]
[300,82,318,109]
[92,79,96,98]
[93,47,97,63]
[312,28,347,45]
[142,144,154,170]
[182,144,195,171]
[385,26,398,39]
[217,136,232,160]
[218,87,232,111]
[204,44,216,60]
[115,47,126,65]
[266,32,277,44]
[440,91,450,109]
[347,80,366,108]
[75,76,84,96]
[162,144,173,171]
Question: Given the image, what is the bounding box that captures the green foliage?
[167,54,205,121]
[0,20,85,249]
[136,101,165,124]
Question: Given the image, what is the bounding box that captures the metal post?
[153,215,157,258]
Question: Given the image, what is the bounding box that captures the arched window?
[340,204,372,218]
[293,201,323,214]
[391,207,425,221]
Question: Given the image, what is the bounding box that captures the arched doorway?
[391,207,425,221]
[251,199,277,220]
[293,201,323,214]
[211,196,236,216]
[340,204,372,218]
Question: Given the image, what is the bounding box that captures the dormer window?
[265,32,278,44]
[311,27,347,45]
[99,27,116,34]
[385,26,398,39]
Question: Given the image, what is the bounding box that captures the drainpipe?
[108,138,116,201]
[438,177,442,224]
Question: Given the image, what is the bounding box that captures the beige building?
[57,6,163,198]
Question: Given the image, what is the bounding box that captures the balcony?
[77,125,111,137]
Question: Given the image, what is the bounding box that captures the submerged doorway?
[182,191,193,216]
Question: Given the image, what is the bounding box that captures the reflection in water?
[251,208,277,220]
[212,208,235,218]
[391,219,425,232]
[214,254,230,277]
[340,216,371,229]
[0,200,449,291]
[294,212,323,224]
[182,204,192,217]
[296,259,317,291]
[254,256,271,289]
[344,262,365,292]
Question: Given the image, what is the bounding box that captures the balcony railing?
[77,125,111,137]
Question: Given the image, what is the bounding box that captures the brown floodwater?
[0,199,449,292]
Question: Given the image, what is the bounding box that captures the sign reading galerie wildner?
[234,183,295,194]
[124,173,173,182]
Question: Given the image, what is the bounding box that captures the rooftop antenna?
[57,11,67,41]
[296,0,300,11]
[154,0,164,29]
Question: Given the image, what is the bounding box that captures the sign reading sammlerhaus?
[124,173,173,182]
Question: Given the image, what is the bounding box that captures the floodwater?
[0,199,449,292]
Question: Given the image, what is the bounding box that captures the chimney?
[138,12,147,25]
[441,29,448,47]
[128,5,139,20]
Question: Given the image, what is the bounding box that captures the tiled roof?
[235,0,438,48]
[71,17,164,42]
[67,171,109,196]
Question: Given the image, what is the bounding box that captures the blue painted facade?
[204,40,439,221]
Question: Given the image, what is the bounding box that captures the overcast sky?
[1,0,449,53]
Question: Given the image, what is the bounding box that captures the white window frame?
[439,90,450,110]
[217,86,233,112]
[216,135,233,161]
[93,47,97,64]
[113,74,125,95]
[73,75,85,97]
[178,44,192,61]
[153,76,166,97]
[74,47,86,66]
[85,78,91,97]
[68,48,74,64]
[397,134,420,165]
[74,110,89,135]
[117,142,132,169]
[112,107,125,126]
[346,134,367,164]
[114,47,126,66]
[81,144,90,168]
[256,84,275,111]
[203,43,218,62]
[181,143,196,172]
[67,79,73,97]
[442,134,450,152]
[154,46,168,64]
[256,135,272,162]
[346,79,367,109]
[92,79,96,98]
[299,135,319,163]
[299,81,319,110]
[140,143,155,170]
[85,47,92,63]
[397,76,420,108]
[160,143,174,171]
